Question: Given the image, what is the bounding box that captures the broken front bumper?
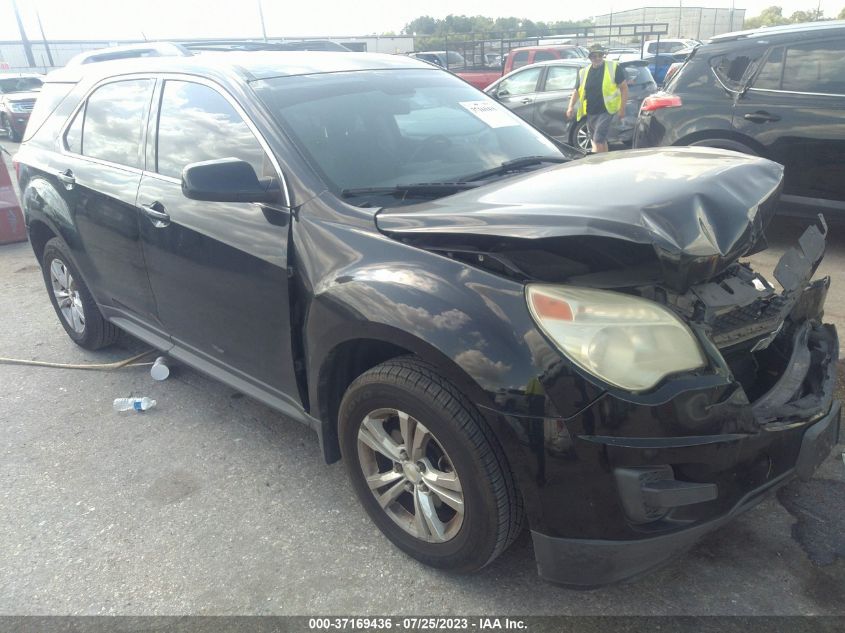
[531,321,840,586]
[529,219,841,587]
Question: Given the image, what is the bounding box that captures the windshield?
[254,69,561,205]
[0,76,42,94]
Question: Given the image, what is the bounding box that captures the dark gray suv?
[634,21,845,216]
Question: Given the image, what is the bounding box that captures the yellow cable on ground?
[0,350,157,371]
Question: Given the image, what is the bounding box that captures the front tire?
[41,238,120,350]
[339,357,523,573]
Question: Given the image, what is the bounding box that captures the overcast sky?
[0,0,841,41]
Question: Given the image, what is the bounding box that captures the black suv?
[15,51,840,586]
[634,21,845,216]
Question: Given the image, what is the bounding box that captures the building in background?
[593,6,745,41]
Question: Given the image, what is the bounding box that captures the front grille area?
[710,294,790,349]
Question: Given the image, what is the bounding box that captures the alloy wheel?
[49,258,85,334]
[357,408,464,543]
[575,121,591,151]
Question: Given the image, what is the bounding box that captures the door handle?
[140,201,170,227]
[520,97,532,104]
[744,111,781,123]
[56,169,75,188]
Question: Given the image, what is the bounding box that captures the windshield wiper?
[459,155,570,182]
[341,181,480,199]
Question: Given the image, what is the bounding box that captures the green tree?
[402,16,437,35]
[789,8,824,22]
[839,7,845,19]
[744,5,790,28]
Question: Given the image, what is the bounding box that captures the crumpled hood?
[376,147,784,290]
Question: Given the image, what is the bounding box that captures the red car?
[0,73,43,142]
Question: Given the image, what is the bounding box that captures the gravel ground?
[1,141,843,615]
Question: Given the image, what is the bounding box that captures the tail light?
[640,93,683,113]
[12,158,20,181]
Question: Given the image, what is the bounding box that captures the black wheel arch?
[311,325,544,528]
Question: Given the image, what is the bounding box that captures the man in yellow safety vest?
[565,43,629,153]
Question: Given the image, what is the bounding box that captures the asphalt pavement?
[1,141,843,615]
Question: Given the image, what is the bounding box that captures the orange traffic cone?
[0,147,26,245]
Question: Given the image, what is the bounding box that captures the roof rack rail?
[65,42,193,66]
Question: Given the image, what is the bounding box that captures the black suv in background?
[14,51,840,586]
[634,21,845,217]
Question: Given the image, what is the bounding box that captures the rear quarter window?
[22,82,75,142]
[710,49,764,91]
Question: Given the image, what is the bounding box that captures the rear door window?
[752,39,845,94]
[498,67,542,96]
[533,51,557,63]
[80,79,153,168]
[543,66,578,91]
[155,80,269,179]
[752,47,785,90]
[782,39,845,94]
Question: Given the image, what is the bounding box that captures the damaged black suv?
[15,52,840,586]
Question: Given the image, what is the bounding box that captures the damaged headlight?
[526,285,706,392]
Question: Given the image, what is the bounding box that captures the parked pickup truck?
[457,44,586,90]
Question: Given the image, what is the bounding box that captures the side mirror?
[496,87,510,98]
[181,158,280,204]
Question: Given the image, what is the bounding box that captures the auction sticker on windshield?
[459,101,519,128]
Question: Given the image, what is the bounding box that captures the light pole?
[35,6,54,68]
[257,0,268,41]
[11,0,36,68]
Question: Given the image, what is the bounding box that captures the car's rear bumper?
[531,399,841,587]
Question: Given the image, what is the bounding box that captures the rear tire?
[41,238,120,350]
[339,356,524,573]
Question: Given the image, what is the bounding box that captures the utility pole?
[35,7,54,68]
[257,0,268,41]
[678,0,683,38]
[11,0,36,68]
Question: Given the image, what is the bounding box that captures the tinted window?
[65,106,83,154]
[156,81,267,179]
[82,80,152,167]
[712,49,765,90]
[753,47,784,90]
[24,82,74,142]
[511,51,530,70]
[544,66,578,91]
[499,67,542,96]
[782,39,845,94]
[534,51,557,62]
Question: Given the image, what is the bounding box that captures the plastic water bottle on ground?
[113,397,157,412]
